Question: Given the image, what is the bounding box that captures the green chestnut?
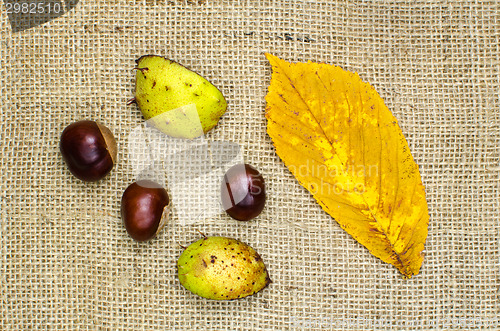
[177,236,271,300]
[130,55,227,138]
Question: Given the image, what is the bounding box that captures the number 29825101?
[5,2,63,15]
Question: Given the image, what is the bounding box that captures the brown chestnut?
[60,120,117,182]
[121,180,170,241]
[220,163,266,221]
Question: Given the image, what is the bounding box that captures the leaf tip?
[265,53,285,69]
[264,52,276,62]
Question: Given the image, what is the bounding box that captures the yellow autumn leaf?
[265,53,429,278]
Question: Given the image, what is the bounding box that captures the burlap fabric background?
[1,0,499,329]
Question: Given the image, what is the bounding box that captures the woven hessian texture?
[1,1,499,329]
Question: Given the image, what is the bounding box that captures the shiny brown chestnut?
[60,120,117,182]
[220,163,266,221]
[121,180,170,241]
